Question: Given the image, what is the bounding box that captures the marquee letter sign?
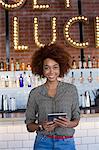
[65,0,70,8]
[64,16,89,48]
[13,17,28,50]
[34,17,57,47]
[0,0,26,10]
[95,16,99,48]
[33,0,49,9]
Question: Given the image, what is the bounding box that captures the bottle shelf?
[0,69,99,118]
[80,106,99,114]
[0,109,25,118]
[0,108,25,113]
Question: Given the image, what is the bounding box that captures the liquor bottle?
[3,95,8,111]
[10,97,16,111]
[10,58,14,71]
[5,76,9,87]
[16,75,20,87]
[1,95,4,118]
[83,56,87,69]
[27,64,31,71]
[81,94,86,108]
[23,71,28,87]
[6,58,10,71]
[87,55,92,68]
[27,75,32,87]
[71,71,75,84]
[78,56,82,69]
[1,76,5,87]
[21,62,25,71]
[98,58,99,68]
[85,91,91,107]
[0,58,4,71]
[72,57,77,69]
[79,72,84,83]
[92,56,97,68]
[15,60,20,71]
[88,71,93,83]
[19,74,24,87]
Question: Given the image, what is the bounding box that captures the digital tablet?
[48,113,67,121]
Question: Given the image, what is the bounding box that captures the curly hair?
[31,44,71,77]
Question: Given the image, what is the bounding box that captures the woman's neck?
[45,80,59,90]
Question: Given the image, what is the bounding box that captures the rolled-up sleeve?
[71,86,80,120]
[25,89,38,125]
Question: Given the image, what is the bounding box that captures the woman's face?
[43,58,60,82]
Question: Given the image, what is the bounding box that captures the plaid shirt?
[25,81,80,136]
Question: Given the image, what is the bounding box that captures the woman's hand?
[53,117,71,128]
[53,117,79,128]
[42,121,57,132]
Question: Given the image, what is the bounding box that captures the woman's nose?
[50,68,54,73]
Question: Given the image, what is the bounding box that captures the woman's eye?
[43,65,59,70]
[43,67,49,70]
[54,66,59,69]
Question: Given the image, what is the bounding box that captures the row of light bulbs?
[65,0,70,8]
[14,16,89,50]
[13,16,90,50]
[0,0,70,10]
[95,17,99,48]
[64,16,89,48]
[33,0,70,9]
[13,17,28,50]
[33,0,49,9]
[34,17,57,47]
[0,0,26,10]
[14,16,57,49]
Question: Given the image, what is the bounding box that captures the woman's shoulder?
[60,81,77,93]
[60,82,77,94]
[61,81,76,88]
[29,84,44,95]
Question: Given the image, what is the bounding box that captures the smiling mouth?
[48,76,56,79]
[49,76,54,78]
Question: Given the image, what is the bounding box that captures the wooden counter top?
[0,113,99,122]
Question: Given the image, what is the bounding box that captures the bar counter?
[0,113,99,150]
[0,112,99,121]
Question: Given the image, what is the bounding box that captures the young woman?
[25,44,80,150]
